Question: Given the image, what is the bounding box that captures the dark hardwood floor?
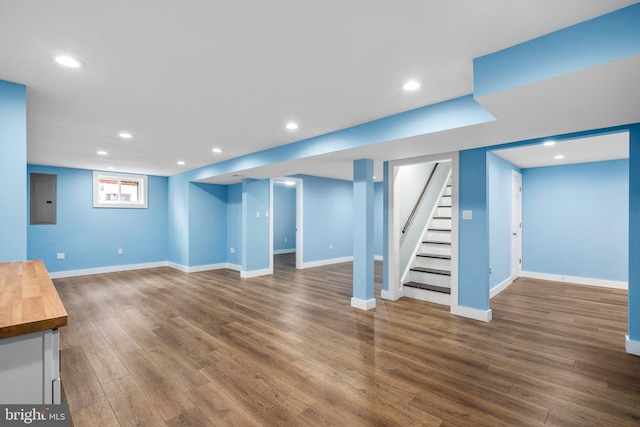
[54,254,640,426]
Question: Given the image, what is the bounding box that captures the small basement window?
[93,171,148,208]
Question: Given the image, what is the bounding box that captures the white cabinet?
[0,329,61,404]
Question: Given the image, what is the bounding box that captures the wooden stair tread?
[410,267,451,276]
[404,282,451,294]
[417,253,451,260]
[423,240,451,245]
[428,228,451,232]
[433,216,451,220]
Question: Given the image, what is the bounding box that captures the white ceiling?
[493,132,629,169]
[1,1,638,183]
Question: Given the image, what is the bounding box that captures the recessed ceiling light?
[554,154,565,160]
[119,132,133,139]
[286,122,299,130]
[403,81,421,91]
[55,55,82,68]
[97,150,108,155]
[543,141,556,146]
[177,161,185,165]
[212,148,222,153]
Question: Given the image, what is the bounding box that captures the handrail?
[402,162,438,234]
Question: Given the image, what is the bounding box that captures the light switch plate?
[462,210,473,220]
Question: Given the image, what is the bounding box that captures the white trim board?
[351,297,376,310]
[521,271,627,290]
[450,305,492,322]
[490,276,515,299]
[381,288,402,301]
[301,256,353,269]
[626,335,640,356]
[241,267,273,278]
[374,255,383,261]
[49,261,169,279]
[168,262,232,273]
[274,248,296,255]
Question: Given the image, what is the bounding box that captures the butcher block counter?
[0,260,67,404]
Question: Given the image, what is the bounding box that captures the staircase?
[404,175,452,306]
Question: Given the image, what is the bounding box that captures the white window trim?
[93,171,148,208]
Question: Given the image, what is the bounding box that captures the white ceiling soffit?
[492,132,629,169]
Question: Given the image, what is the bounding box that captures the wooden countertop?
[0,260,68,340]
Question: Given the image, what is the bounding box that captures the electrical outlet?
[56,252,65,260]
[329,244,333,250]
[118,248,123,255]
[230,247,235,253]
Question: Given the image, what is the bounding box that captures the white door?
[511,171,522,278]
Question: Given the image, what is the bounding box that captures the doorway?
[511,171,522,279]
[270,177,303,270]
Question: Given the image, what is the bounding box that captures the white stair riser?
[440,197,452,207]
[426,230,451,242]
[409,270,451,287]
[436,206,452,217]
[421,243,451,255]
[431,218,451,229]
[414,257,451,271]
[403,287,450,306]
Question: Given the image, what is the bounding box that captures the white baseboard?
[225,263,241,271]
[168,262,189,273]
[490,276,514,299]
[301,256,353,269]
[49,261,169,279]
[381,289,401,301]
[626,335,640,356]
[240,267,273,278]
[185,263,229,273]
[351,297,376,310]
[521,271,627,290]
[450,305,492,322]
[273,248,296,255]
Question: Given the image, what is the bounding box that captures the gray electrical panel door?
[30,173,57,224]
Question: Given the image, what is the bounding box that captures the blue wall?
[27,165,168,273]
[458,148,490,311]
[226,183,242,266]
[522,159,628,281]
[298,175,354,263]
[189,183,227,267]
[273,184,296,252]
[488,152,521,288]
[168,174,190,266]
[0,80,27,262]
[374,182,383,257]
[628,125,640,341]
[242,179,270,272]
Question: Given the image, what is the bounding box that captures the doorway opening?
[270,177,303,271]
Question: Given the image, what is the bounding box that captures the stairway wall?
[399,162,452,282]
